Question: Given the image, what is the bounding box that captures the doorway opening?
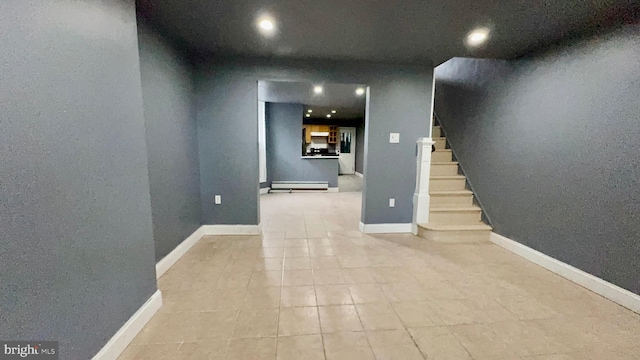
[257,80,368,229]
[336,126,363,192]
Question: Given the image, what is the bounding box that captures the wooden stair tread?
[430,190,473,195]
[418,223,492,231]
[430,206,482,212]
[430,175,465,180]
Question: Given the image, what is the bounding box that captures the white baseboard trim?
[260,187,270,194]
[156,224,262,279]
[155,226,205,279]
[359,222,412,234]
[327,187,339,193]
[354,172,363,178]
[92,290,162,360]
[490,232,640,315]
[201,224,262,236]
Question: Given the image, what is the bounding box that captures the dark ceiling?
[258,81,366,120]
[138,0,639,65]
[258,81,366,107]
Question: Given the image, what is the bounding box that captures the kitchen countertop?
[301,155,339,159]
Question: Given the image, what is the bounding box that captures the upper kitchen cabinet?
[304,125,335,144]
[303,125,311,143]
[328,126,338,144]
[308,125,330,133]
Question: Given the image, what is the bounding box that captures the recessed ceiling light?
[307,109,312,113]
[259,19,274,30]
[331,110,336,114]
[257,16,276,36]
[466,28,490,47]
[305,114,310,117]
[314,86,323,94]
[355,88,365,96]
[326,114,331,118]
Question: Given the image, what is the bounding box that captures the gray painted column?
[360,70,434,232]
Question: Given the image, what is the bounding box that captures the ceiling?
[259,81,365,119]
[258,80,365,120]
[303,106,365,120]
[138,0,638,65]
[258,81,366,107]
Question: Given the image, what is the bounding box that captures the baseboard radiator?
[271,181,329,192]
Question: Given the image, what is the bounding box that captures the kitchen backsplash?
[306,138,337,153]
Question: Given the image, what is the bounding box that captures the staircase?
[417,125,492,243]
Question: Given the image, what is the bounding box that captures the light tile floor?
[338,175,363,192]
[120,192,640,359]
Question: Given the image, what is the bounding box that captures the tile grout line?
[274,238,287,359]
[347,270,377,359]
[228,240,246,359]
[310,247,330,360]
[377,279,429,360]
[386,283,440,360]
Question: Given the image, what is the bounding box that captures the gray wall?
[266,102,339,187]
[195,62,261,225]
[435,26,640,295]
[138,24,202,262]
[0,1,157,358]
[195,58,433,225]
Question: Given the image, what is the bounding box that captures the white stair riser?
[432,127,441,138]
[431,164,459,176]
[430,194,474,207]
[434,138,447,149]
[418,227,490,243]
[429,178,466,191]
[430,211,482,224]
[432,151,452,162]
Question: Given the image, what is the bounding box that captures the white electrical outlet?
[389,198,395,207]
[389,133,400,143]
[215,195,221,204]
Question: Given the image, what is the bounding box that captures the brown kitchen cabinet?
[304,125,334,143]
[308,125,330,133]
[328,125,338,144]
[303,125,311,143]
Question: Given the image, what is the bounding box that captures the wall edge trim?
[354,172,364,178]
[490,232,640,315]
[260,187,271,195]
[156,224,263,280]
[91,290,163,360]
[155,226,206,279]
